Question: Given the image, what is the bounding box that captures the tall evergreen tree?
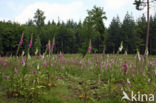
[149,14,156,54]
[136,14,147,53]
[106,16,121,53]
[121,12,137,53]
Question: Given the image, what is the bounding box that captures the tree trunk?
[145,0,150,55]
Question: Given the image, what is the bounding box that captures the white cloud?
[105,0,131,10]
[6,1,25,13]
[104,20,110,28]
[151,2,156,15]
[14,1,85,24]
[0,17,10,22]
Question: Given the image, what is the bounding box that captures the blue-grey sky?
[0,0,155,27]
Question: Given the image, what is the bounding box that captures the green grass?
[0,54,156,103]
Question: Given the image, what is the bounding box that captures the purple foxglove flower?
[123,61,128,73]
[94,56,98,59]
[88,45,92,54]
[19,33,24,46]
[29,36,32,48]
[105,64,107,70]
[2,62,6,66]
[21,59,25,65]
[39,55,42,59]
[53,40,55,47]
[43,60,47,67]
[88,40,92,54]
[14,68,18,73]
[33,69,37,75]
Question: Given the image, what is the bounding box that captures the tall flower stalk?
[16,33,24,56]
[27,35,33,59]
[48,40,51,55]
[29,36,33,49]
[51,37,55,54]
[88,40,92,54]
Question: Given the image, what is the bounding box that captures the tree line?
[0,6,156,56]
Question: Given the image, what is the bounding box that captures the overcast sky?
[0,0,156,27]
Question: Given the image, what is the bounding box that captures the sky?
[0,0,156,27]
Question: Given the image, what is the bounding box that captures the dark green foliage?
[135,14,147,53]
[120,12,137,53]
[133,0,146,10]
[149,15,156,54]
[85,6,107,53]
[33,9,46,29]
[106,16,121,53]
[0,7,156,55]
[55,24,76,53]
[0,26,3,55]
[34,35,41,55]
[0,22,24,56]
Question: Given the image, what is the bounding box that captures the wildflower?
[43,60,47,67]
[127,78,130,84]
[123,61,128,73]
[50,63,53,67]
[24,56,26,60]
[131,71,135,77]
[88,45,92,54]
[53,38,55,46]
[105,64,107,70]
[79,93,88,99]
[2,62,6,66]
[35,48,38,55]
[88,40,92,54]
[28,53,31,60]
[59,52,63,58]
[21,59,25,66]
[79,93,85,98]
[48,40,51,53]
[119,41,123,52]
[29,36,32,48]
[145,48,149,56]
[37,64,40,70]
[124,50,127,55]
[94,56,98,59]
[111,60,114,65]
[61,57,65,61]
[42,55,45,59]
[19,33,24,46]
[95,63,98,66]
[13,92,19,97]
[72,60,74,64]
[14,68,18,73]
[33,69,37,75]
[137,49,141,61]
[39,55,42,59]
[21,51,25,57]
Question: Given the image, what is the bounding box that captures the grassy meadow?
[0,53,156,103]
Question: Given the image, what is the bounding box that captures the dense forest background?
[0,6,156,56]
